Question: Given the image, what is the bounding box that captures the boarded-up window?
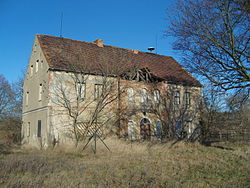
[37,120,41,137]
[94,84,103,99]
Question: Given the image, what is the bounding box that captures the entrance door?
[140,118,151,140]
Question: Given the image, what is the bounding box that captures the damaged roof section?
[37,34,202,87]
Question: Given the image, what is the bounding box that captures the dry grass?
[0,138,249,188]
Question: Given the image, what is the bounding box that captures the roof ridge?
[36,34,172,58]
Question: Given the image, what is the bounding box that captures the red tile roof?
[37,34,202,87]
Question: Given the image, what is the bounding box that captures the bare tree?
[149,84,202,142]
[0,74,15,120]
[166,0,250,94]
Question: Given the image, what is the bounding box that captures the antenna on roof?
[59,12,63,37]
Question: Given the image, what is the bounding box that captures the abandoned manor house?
[22,34,202,148]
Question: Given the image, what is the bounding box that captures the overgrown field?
[0,139,249,188]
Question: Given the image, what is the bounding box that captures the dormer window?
[30,65,33,77]
[36,60,39,72]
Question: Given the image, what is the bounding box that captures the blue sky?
[0,0,178,83]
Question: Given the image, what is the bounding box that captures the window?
[94,84,103,99]
[156,120,162,137]
[37,120,41,137]
[127,88,134,102]
[174,91,180,105]
[36,60,39,72]
[128,120,135,140]
[25,92,29,106]
[188,121,194,134]
[153,90,160,103]
[141,88,148,103]
[175,121,182,134]
[77,82,86,100]
[30,65,33,77]
[184,92,190,107]
[39,84,42,101]
[27,122,30,137]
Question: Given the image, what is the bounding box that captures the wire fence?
[206,131,250,142]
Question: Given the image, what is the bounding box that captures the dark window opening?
[37,120,41,137]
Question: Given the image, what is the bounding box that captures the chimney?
[133,50,139,54]
[94,39,103,47]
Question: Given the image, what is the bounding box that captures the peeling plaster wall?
[22,36,50,148]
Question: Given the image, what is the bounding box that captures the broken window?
[76,82,86,100]
[94,84,103,99]
[174,91,180,105]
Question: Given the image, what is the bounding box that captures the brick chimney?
[133,50,139,54]
[94,39,103,47]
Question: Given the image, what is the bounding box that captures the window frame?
[153,90,160,103]
[141,88,148,103]
[94,84,103,99]
[174,91,180,105]
[76,81,86,100]
[184,92,191,107]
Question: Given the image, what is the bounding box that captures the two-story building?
[22,35,202,148]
